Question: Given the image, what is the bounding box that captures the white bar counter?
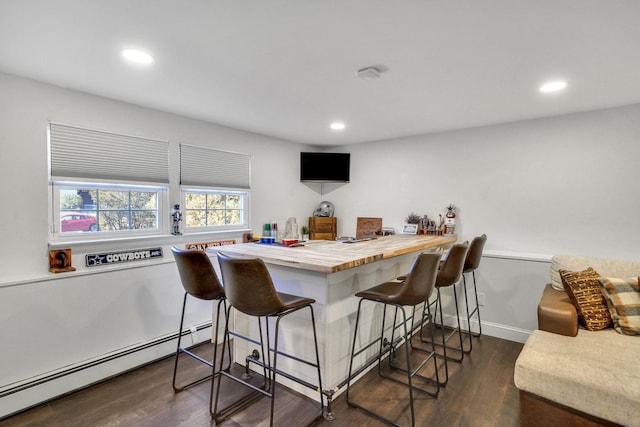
[207,234,456,402]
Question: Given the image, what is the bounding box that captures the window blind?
[180,144,251,189]
[49,122,170,184]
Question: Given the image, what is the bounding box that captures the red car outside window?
[61,214,97,232]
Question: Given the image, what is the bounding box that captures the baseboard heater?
[0,322,212,400]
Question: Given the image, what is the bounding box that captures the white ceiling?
[2,1,640,146]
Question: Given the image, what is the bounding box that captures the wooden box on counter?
[309,216,337,240]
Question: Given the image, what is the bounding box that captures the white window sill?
[48,229,250,253]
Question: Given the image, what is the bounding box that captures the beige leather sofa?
[514,255,640,427]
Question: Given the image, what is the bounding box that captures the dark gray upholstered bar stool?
[422,242,469,385]
[346,251,442,427]
[213,251,324,426]
[170,247,229,394]
[461,234,487,353]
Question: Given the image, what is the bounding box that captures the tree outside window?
[184,191,246,229]
[58,186,160,234]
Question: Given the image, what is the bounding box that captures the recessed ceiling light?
[121,48,154,64]
[539,80,567,93]
[330,122,346,131]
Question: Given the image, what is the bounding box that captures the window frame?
[51,180,169,242]
[180,186,250,233]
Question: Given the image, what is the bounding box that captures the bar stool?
[461,234,487,353]
[422,242,469,385]
[396,246,444,283]
[170,247,229,393]
[346,251,442,427]
[213,252,324,426]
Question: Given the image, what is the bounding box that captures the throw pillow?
[560,267,613,331]
[598,276,640,336]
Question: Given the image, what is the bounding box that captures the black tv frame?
[300,152,350,183]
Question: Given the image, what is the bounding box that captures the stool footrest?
[379,369,439,397]
[178,347,214,367]
[428,328,465,363]
[229,329,321,369]
[246,358,320,393]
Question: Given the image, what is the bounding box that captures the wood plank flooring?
[0,333,523,427]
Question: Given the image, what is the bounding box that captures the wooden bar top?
[209,234,456,274]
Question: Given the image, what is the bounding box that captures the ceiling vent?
[356,66,381,80]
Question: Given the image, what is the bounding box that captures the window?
[55,182,165,235]
[179,144,251,232]
[182,189,248,230]
[49,122,169,240]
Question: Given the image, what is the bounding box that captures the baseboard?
[438,312,531,344]
[0,323,212,420]
[481,321,531,343]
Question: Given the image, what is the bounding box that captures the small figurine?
[171,204,183,235]
[420,215,429,230]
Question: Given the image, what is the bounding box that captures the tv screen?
[300,152,350,182]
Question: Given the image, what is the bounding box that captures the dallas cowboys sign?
[86,247,163,267]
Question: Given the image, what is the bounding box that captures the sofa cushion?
[514,329,640,427]
[550,255,640,291]
[560,268,613,331]
[599,276,640,335]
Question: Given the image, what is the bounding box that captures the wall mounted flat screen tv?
[300,152,350,182]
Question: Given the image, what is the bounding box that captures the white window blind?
[49,122,170,183]
[180,144,251,189]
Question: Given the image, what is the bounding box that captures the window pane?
[56,184,162,236]
[207,194,225,209]
[207,210,225,225]
[60,189,84,210]
[131,211,157,229]
[130,191,157,210]
[226,195,240,209]
[60,212,97,232]
[186,210,206,227]
[226,209,241,224]
[99,190,129,210]
[185,193,206,209]
[183,190,248,230]
[60,189,97,212]
[59,188,98,233]
[99,211,129,231]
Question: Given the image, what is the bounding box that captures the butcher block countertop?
[210,234,456,274]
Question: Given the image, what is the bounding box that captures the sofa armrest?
[537,283,578,337]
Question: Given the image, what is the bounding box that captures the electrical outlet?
[477,292,486,306]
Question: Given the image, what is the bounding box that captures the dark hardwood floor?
[1,332,523,427]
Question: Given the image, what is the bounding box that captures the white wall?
[0,72,320,281]
[0,72,319,417]
[325,103,640,339]
[330,104,640,258]
[1,70,639,418]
